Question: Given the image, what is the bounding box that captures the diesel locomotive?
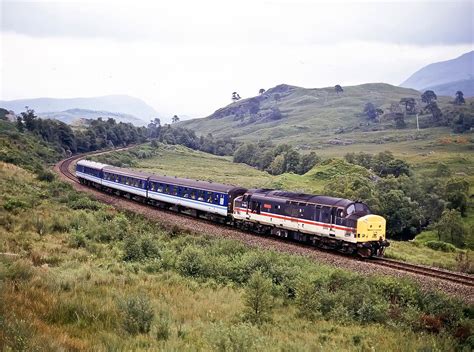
[76,159,389,257]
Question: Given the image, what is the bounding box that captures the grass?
[1,161,472,351]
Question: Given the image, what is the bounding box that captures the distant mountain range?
[38,109,148,126]
[400,51,474,97]
[0,95,159,126]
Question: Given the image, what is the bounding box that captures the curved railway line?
[57,150,474,290]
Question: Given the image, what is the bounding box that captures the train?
[76,159,389,257]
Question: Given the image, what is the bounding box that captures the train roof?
[103,165,153,179]
[148,174,243,193]
[101,164,243,193]
[249,189,354,208]
[77,159,109,170]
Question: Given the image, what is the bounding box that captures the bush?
[155,310,171,341]
[37,169,55,182]
[3,198,29,212]
[425,241,456,252]
[119,295,154,335]
[69,197,101,210]
[2,260,34,282]
[206,322,263,351]
[70,231,87,248]
[242,271,273,325]
[123,235,160,262]
[176,246,208,278]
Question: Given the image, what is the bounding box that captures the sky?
[1,0,473,119]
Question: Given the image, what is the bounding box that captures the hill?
[38,108,147,126]
[400,51,474,96]
[178,83,450,148]
[0,94,158,124]
[423,78,474,98]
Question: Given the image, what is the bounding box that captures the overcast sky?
[1,0,473,119]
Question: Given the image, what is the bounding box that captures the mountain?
[400,51,474,96]
[38,109,147,126]
[179,83,430,147]
[0,95,159,124]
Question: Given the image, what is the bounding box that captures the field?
[1,161,472,351]
[93,142,473,272]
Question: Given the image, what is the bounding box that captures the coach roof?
[77,159,109,170]
[102,165,239,193]
[148,174,239,193]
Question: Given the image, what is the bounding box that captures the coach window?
[164,185,169,194]
[190,189,197,200]
[198,191,204,201]
[206,192,212,203]
[156,183,162,192]
[172,186,178,196]
[321,207,331,223]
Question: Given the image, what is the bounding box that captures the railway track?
[57,150,474,289]
[371,257,474,287]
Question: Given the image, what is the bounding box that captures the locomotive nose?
[356,215,386,242]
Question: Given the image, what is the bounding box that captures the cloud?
[1,30,472,117]
[2,1,473,46]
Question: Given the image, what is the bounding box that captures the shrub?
[33,216,47,236]
[119,295,154,335]
[206,322,263,351]
[70,231,87,248]
[295,280,322,321]
[155,310,171,341]
[37,170,55,182]
[123,235,160,262]
[242,271,273,325]
[3,260,34,282]
[425,241,456,252]
[176,246,208,278]
[3,198,29,212]
[69,197,101,210]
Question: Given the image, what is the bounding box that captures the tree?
[394,113,406,129]
[232,92,241,102]
[273,93,281,102]
[148,118,161,138]
[444,177,469,216]
[435,210,466,247]
[297,152,320,174]
[363,103,383,121]
[269,107,283,120]
[21,108,38,131]
[267,154,285,175]
[171,115,180,124]
[283,148,301,173]
[399,98,416,114]
[233,143,258,166]
[259,88,266,95]
[16,116,24,132]
[243,271,273,325]
[421,90,437,105]
[425,101,443,124]
[453,91,465,105]
[379,189,423,239]
[335,85,343,95]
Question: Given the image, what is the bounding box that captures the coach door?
[329,207,338,236]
